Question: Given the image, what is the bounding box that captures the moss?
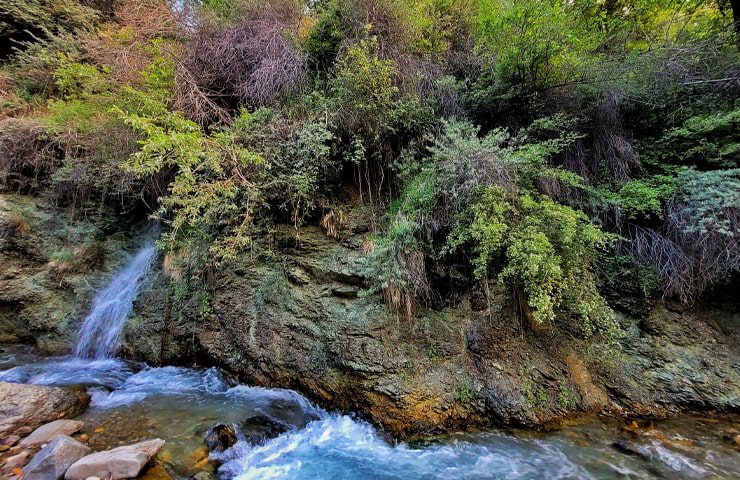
[458,377,474,404]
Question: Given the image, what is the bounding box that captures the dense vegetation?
[1,0,738,337]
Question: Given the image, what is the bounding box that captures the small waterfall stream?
[72,242,157,359]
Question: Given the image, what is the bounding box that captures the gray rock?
[64,438,165,480]
[0,382,89,436]
[23,435,91,480]
[20,419,85,446]
[240,415,290,446]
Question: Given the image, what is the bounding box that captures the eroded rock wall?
[124,225,740,436]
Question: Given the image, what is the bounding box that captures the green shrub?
[367,118,615,335]
[616,175,676,221]
[330,35,399,142]
[462,188,615,333]
[113,53,265,263]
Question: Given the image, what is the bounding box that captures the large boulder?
[0,382,89,436]
[240,415,290,446]
[64,438,165,480]
[23,434,91,480]
[20,419,85,446]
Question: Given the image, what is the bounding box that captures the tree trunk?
[728,0,740,46]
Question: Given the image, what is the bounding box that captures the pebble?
[3,450,32,469]
[2,435,20,446]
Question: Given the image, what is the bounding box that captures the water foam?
[219,415,592,480]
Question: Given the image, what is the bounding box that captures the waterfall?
[72,242,157,359]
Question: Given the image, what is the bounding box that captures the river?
[1,344,738,479]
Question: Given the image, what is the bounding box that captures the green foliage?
[365,118,615,335]
[53,58,112,98]
[521,363,547,409]
[0,0,99,53]
[273,117,336,223]
[658,107,740,168]
[6,203,35,233]
[673,168,740,237]
[615,175,676,221]
[558,377,577,410]
[50,248,77,265]
[458,377,474,404]
[331,35,399,142]
[202,0,243,23]
[113,53,264,262]
[474,0,597,94]
[303,2,345,72]
[465,188,615,333]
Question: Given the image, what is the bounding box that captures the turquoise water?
[1,345,738,480]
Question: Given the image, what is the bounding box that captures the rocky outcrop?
[123,225,740,436]
[0,193,142,354]
[23,435,91,480]
[64,438,165,480]
[0,382,89,436]
[2,190,738,437]
[597,306,740,416]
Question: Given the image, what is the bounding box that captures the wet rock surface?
[0,193,144,353]
[203,424,237,454]
[240,415,290,445]
[0,382,89,436]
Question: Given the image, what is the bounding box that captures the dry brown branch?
[178,0,308,120]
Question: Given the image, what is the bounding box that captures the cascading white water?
[72,242,157,359]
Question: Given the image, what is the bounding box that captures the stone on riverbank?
[0,382,89,436]
[64,438,165,480]
[20,419,85,446]
[23,434,91,480]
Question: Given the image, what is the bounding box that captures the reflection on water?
[1,345,738,480]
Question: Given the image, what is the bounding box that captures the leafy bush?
[366,119,615,335]
[0,0,99,58]
[330,36,399,142]
[455,187,615,334]
[114,53,265,263]
[616,175,676,221]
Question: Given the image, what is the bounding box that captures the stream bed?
[1,344,738,479]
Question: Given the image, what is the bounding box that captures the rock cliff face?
[2,193,738,437]
[124,225,740,436]
[0,194,138,354]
